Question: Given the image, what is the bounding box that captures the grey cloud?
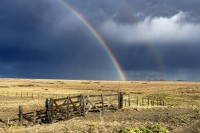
[100,12,200,44]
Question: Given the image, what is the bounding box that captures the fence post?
[128,94,131,106]
[45,98,53,123]
[150,98,153,106]
[142,97,144,106]
[66,95,70,118]
[81,95,86,117]
[148,96,150,106]
[118,92,123,109]
[136,96,139,106]
[33,111,37,124]
[101,94,104,114]
[152,98,155,106]
[18,105,23,126]
[162,100,165,106]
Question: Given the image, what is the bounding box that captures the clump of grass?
[0,86,9,88]
[142,82,148,84]
[119,123,169,133]
[81,82,91,84]
[10,125,20,129]
[13,84,35,87]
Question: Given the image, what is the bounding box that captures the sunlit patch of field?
[0,78,200,132]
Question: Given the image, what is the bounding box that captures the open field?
[0,78,200,132]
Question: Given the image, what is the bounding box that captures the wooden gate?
[83,94,118,115]
[49,95,83,121]
[45,93,119,123]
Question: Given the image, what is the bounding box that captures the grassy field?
[0,78,200,133]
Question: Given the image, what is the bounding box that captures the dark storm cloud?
[112,44,200,71]
[110,43,200,81]
[0,0,200,80]
[127,0,200,21]
[0,0,119,79]
[68,0,200,24]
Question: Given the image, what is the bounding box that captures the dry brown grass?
[0,78,200,132]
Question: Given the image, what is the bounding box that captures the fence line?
[0,91,67,99]
[0,92,167,126]
[123,95,167,107]
[0,91,167,107]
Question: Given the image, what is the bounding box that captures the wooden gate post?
[81,95,86,117]
[118,92,123,109]
[18,105,23,126]
[101,94,104,114]
[45,98,53,123]
[67,95,70,118]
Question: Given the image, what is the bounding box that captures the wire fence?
[0,91,67,99]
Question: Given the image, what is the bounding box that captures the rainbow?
[115,0,166,80]
[59,0,126,80]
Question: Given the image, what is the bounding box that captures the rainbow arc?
[59,0,127,80]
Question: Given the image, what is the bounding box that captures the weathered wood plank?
[81,95,86,117]
[18,105,23,126]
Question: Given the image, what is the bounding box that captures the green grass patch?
[119,123,169,133]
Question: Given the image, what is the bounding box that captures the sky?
[0,0,200,81]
